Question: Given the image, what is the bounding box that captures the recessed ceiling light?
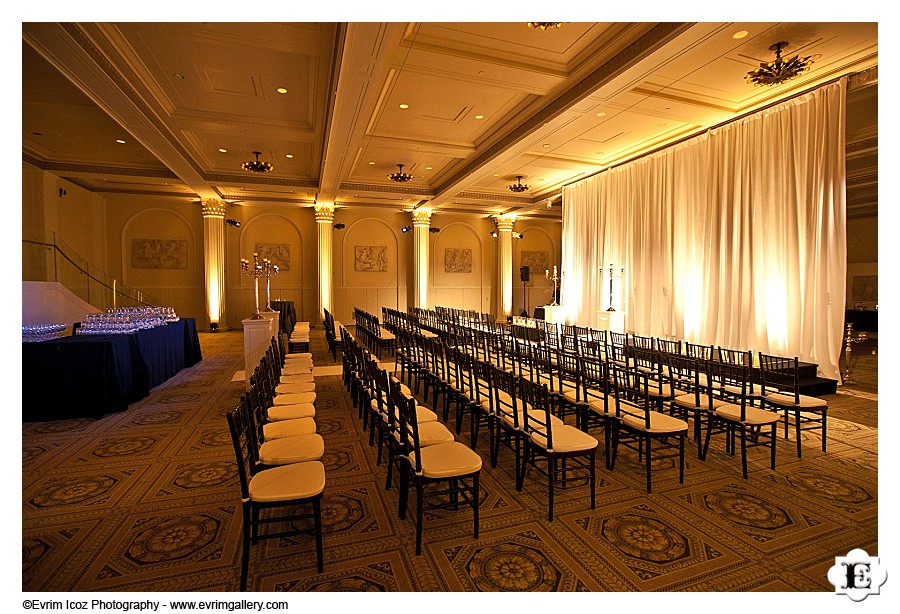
[369,161,375,165]
[596,112,606,117]
[116,139,126,144]
[543,143,551,148]
[173,73,185,80]
[276,87,288,94]
[425,166,432,170]
[285,154,294,159]
[493,174,500,177]
[474,114,484,120]
[399,103,409,109]
[733,30,749,39]
[218,148,228,153]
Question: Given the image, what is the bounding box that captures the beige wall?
[846,215,878,308]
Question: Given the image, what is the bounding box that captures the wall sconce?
[490,231,499,238]
[225,218,241,227]
[512,232,524,239]
[333,223,346,230]
[401,226,411,233]
[429,227,441,234]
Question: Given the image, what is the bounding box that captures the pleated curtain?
[561,80,847,380]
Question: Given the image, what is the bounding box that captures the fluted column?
[201,199,227,330]
[315,203,335,325]
[496,214,516,318]
[411,209,433,309]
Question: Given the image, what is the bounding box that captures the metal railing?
[22,227,162,311]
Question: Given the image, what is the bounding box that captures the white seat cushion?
[285,352,313,360]
[276,382,316,394]
[672,393,724,411]
[416,421,456,447]
[273,391,317,405]
[621,410,688,433]
[267,403,316,421]
[408,441,482,478]
[279,373,314,384]
[715,403,782,426]
[530,423,599,453]
[249,461,325,502]
[281,365,313,375]
[264,417,316,439]
[764,392,827,409]
[258,434,325,464]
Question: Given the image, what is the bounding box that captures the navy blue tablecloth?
[22,318,201,421]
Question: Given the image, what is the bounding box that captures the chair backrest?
[665,353,702,406]
[392,382,423,473]
[657,338,681,356]
[630,334,655,350]
[706,360,750,419]
[684,341,713,361]
[579,353,609,407]
[555,348,582,399]
[226,396,255,501]
[757,353,800,402]
[717,347,752,366]
[609,361,651,428]
[471,359,494,407]
[519,377,554,450]
[492,365,520,427]
[609,331,628,348]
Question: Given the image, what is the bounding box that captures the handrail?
[22,226,162,310]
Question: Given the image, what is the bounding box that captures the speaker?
[520,266,530,282]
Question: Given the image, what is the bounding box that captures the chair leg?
[472,473,480,539]
[397,462,408,514]
[740,426,748,479]
[770,423,777,470]
[678,434,685,483]
[821,410,828,452]
[795,409,802,458]
[645,436,652,494]
[590,451,596,509]
[240,511,251,592]
[548,455,556,521]
[415,482,424,555]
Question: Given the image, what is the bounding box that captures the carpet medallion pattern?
[22,329,878,593]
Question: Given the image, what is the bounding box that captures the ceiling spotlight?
[333,223,346,230]
[401,226,411,233]
[242,151,273,173]
[746,41,813,87]
[389,164,414,182]
[225,219,241,227]
[508,175,529,193]
[527,22,561,30]
[429,227,441,234]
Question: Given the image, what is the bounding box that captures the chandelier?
[241,151,273,173]
[388,163,413,182]
[745,41,814,87]
[508,175,529,193]
[527,22,561,30]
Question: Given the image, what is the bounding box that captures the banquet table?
[22,318,202,421]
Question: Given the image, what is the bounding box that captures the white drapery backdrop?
[561,80,847,380]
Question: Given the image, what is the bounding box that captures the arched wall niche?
[335,217,402,323]
[431,221,490,313]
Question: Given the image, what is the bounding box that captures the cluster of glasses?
[22,323,67,343]
[76,307,179,335]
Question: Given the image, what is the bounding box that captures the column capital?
[410,208,432,227]
[314,203,335,223]
[496,214,516,232]
[201,199,227,218]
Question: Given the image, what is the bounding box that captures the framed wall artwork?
[131,239,188,269]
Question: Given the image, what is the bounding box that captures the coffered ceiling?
[22,21,878,221]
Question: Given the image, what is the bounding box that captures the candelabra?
[545,266,560,306]
[240,253,265,319]
[842,322,868,384]
[602,264,624,311]
[261,258,280,311]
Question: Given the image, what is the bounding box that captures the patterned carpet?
[22,327,878,593]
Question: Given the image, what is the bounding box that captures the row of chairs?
[389,322,599,519]
[341,327,482,554]
[353,308,396,359]
[402,309,827,460]
[226,331,325,591]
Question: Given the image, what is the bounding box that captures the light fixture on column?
[512,232,524,239]
[508,175,529,193]
[333,223,346,230]
[527,22,561,30]
[241,151,273,173]
[388,163,413,182]
[225,218,241,227]
[401,225,411,233]
[745,41,814,86]
[429,227,441,234]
